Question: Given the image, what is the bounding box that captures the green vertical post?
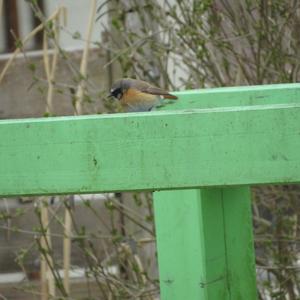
[154,187,257,299]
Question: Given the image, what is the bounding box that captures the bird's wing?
[139,82,178,100]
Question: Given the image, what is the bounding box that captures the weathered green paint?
[168,83,300,110]
[154,187,256,300]
[0,102,300,196]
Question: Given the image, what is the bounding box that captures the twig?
[62,1,96,292]
[40,8,65,299]
[0,294,8,300]
[40,200,55,299]
[75,0,97,115]
[63,198,73,296]
[43,8,62,115]
[0,9,60,84]
[2,199,11,240]
[0,224,113,240]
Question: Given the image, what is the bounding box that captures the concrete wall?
[0,48,111,119]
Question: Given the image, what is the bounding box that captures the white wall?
[0,0,107,53]
[44,0,107,50]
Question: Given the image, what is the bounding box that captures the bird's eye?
[110,87,122,100]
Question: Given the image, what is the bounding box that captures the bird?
[108,78,178,112]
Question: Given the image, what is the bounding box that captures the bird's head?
[108,79,130,100]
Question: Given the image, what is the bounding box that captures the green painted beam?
[154,187,256,299]
[152,83,297,300]
[167,83,300,110]
[0,102,300,196]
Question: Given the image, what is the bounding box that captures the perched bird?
[108,78,178,112]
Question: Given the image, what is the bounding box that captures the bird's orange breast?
[121,88,158,105]
[120,88,160,112]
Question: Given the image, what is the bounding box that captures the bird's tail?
[163,93,178,100]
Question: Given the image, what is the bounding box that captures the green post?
[154,187,257,299]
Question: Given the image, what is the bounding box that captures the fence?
[1,83,300,299]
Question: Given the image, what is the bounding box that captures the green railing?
[1,83,300,299]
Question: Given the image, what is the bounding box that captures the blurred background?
[1,0,300,299]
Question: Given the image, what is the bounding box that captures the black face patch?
[110,87,123,100]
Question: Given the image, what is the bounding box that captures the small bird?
[108,78,178,112]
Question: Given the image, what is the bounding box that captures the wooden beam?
[0,101,299,196]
